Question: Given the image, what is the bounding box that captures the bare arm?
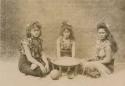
[98,45,112,64]
[22,41,42,66]
[57,38,61,58]
[41,52,49,65]
[72,41,75,58]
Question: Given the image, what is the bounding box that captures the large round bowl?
[51,57,80,67]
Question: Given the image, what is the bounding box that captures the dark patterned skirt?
[18,54,45,77]
[60,49,72,57]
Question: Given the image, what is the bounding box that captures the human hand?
[31,64,38,70]
[45,64,50,73]
[39,65,46,74]
[51,57,57,61]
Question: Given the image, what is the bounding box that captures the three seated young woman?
[18,21,118,78]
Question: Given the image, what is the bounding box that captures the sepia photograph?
[0,0,125,86]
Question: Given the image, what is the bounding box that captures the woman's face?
[63,29,71,39]
[97,28,107,40]
[31,27,41,38]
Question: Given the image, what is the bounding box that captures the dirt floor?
[0,61,125,86]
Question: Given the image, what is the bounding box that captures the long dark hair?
[97,22,118,53]
[59,22,75,40]
[26,21,42,38]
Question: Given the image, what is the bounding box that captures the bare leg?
[83,61,111,77]
[94,63,111,77]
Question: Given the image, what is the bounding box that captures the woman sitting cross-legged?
[56,22,76,79]
[18,21,50,77]
[81,22,118,78]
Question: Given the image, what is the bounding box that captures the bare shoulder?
[57,36,62,42]
[72,40,75,42]
[96,40,100,45]
[96,40,100,48]
[71,40,75,44]
[21,38,30,45]
[38,38,43,43]
[105,40,111,47]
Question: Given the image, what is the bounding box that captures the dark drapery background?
[1,0,125,63]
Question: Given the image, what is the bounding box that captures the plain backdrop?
[0,0,125,64]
